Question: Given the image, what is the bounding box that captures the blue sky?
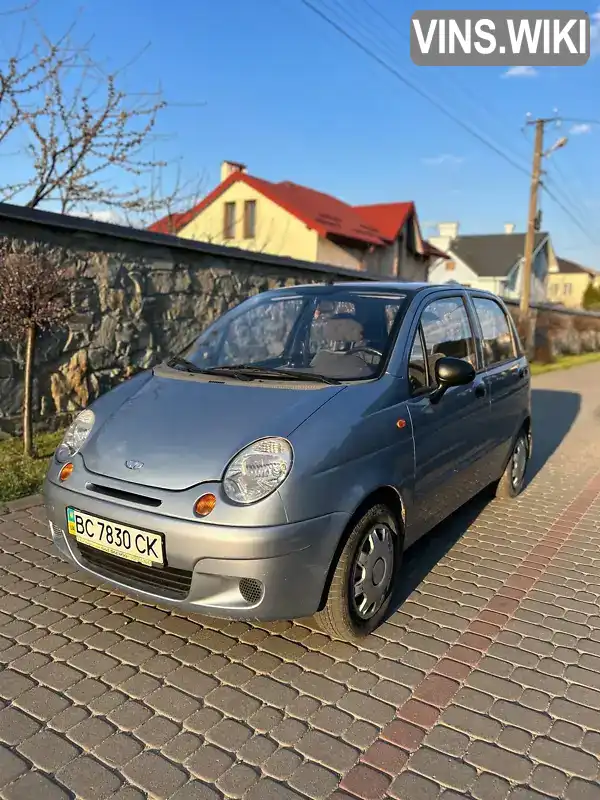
[1,0,599,266]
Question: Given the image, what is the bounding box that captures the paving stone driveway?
[1,364,600,800]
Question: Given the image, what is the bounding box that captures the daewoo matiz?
[44,282,531,642]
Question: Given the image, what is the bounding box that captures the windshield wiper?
[166,357,254,380]
[168,359,341,385]
[166,356,204,373]
[203,364,341,385]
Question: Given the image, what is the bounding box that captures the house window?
[563,283,572,296]
[445,260,456,271]
[223,202,236,239]
[243,200,256,239]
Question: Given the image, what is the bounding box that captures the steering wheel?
[345,345,384,358]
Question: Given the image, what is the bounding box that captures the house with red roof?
[149,160,443,280]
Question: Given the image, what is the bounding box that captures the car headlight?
[223,437,293,505]
[55,409,96,463]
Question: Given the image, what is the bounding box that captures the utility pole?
[520,119,544,319]
[520,116,568,356]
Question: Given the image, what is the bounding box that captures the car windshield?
[175,287,409,382]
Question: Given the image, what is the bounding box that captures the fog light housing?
[59,462,74,482]
[194,493,216,517]
[239,578,263,605]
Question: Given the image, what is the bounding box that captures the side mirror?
[429,356,475,404]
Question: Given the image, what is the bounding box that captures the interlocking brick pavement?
[1,363,600,800]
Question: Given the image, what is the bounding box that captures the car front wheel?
[495,429,530,499]
[315,503,401,642]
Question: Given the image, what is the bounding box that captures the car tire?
[315,503,401,642]
[494,429,530,500]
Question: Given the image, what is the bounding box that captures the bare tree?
[0,240,71,456]
[125,161,208,234]
[0,13,174,217]
[0,22,76,150]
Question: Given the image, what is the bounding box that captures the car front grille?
[74,541,193,600]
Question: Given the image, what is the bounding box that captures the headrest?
[434,339,468,358]
[321,314,364,341]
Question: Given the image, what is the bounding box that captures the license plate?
[66,507,165,567]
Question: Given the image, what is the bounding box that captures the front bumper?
[44,477,349,621]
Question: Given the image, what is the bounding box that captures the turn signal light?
[194,493,216,517]
[59,462,74,482]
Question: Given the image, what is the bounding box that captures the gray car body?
[44,282,531,620]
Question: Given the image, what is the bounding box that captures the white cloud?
[502,65,538,78]
[70,208,126,225]
[88,209,125,224]
[421,154,464,167]
[570,123,592,135]
[592,7,600,55]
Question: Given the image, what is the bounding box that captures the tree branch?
[0,12,192,217]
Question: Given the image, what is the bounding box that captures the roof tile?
[450,232,548,278]
[149,172,417,248]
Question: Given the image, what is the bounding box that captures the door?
[405,295,491,541]
[468,295,529,480]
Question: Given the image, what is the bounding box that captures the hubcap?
[351,524,395,620]
[511,437,528,489]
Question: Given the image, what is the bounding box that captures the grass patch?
[530,351,600,376]
[0,429,64,504]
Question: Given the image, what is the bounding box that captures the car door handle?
[475,384,486,398]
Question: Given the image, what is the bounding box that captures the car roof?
[266,281,501,302]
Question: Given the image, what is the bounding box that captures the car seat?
[309,316,374,378]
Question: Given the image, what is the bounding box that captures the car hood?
[82,371,344,490]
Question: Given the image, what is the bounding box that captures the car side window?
[407,297,476,394]
[472,297,517,367]
[420,297,477,386]
[408,325,429,393]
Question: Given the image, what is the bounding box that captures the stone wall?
[1,203,599,435]
[0,204,375,435]
[506,303,600,362]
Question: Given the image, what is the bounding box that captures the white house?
[427,222,555,302]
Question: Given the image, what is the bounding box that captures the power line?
[521,118,596,329]
[541,181,599,246]
[545,160,595,236]
[354,0,531,166]
[522,120,597,246]
[299,0,597,251]
[298,0,531,179]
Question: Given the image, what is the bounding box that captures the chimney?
[438,222,459,240]
[428,221,459,252]
[220,160,247,183]
[504,223,515,234]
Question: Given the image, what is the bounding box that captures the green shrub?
[583,284,600,311]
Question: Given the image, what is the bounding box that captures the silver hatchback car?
[44,282,531,642]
